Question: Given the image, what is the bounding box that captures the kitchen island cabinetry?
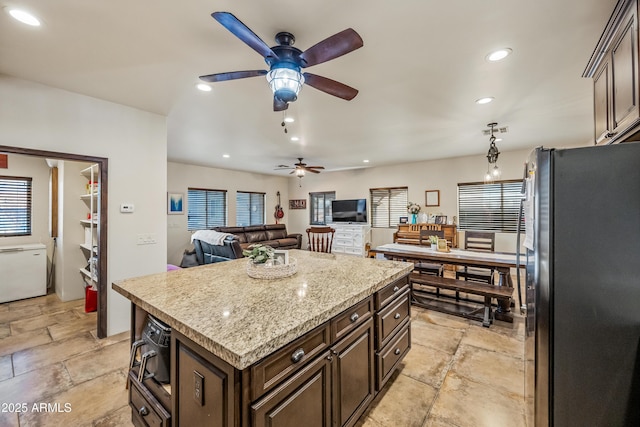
[114,250,413,427]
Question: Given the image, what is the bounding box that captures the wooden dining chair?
[306,227,335,253]
[456,231,496,284]
[414,229,445,276]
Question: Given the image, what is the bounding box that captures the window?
[457,180,523,232]
[236,191,265,226]
[309,191,335,225]
[370,187,408,228]
[187,188,226,230]
[0,176,32,237]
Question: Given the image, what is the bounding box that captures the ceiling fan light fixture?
[266,66,304,103]
[295,168,305,177]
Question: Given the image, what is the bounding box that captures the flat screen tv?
[331,199,367,223]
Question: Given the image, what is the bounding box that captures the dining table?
[371,243,525,322]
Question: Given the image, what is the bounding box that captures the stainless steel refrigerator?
[523,143,640,426]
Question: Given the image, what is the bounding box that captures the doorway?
[0,145,108,338]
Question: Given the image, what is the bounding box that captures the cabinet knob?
[394,348,401,355]
[291,348,305,363]
[393,286,399,292]
[350,313,359,323]
[394,313,401,320]
[138,406,149,416]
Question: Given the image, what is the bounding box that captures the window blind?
[236,191,265,226]
[370,187,408,228]
[310,191,335,225]
[0,176,32,237]
[458,180,523,232]
[187,188,227,230]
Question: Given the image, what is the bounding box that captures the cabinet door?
[611,7,639,135]
[331,319,374,427]
[252,351,332,427]
[173,338,236,427]
[594,58,612,144]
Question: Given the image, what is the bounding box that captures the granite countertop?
[112,250,413,370]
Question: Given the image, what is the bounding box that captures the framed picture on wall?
[168,192,184,214]
[425,190,440,207]
[289,199,306,209]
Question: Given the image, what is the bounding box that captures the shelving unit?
[79,164,99,304]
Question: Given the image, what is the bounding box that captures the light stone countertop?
[112,250,413,370]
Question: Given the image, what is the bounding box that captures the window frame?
[369,187,408,228]
[309,191,336,225]
[457,179,523,233]
[187,187,227,231]
[236,191,265,226]
[0,175,33,237]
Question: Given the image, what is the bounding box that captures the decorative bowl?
[246,258,297,279]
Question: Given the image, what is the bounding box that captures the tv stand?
[329,223,371,257]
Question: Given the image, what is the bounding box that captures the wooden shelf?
[80,219,98,226]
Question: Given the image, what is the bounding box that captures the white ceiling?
[0,0,617,175]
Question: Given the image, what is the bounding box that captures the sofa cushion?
[266,228,287,240]
[277,238,299,248]
[245,230,267,243]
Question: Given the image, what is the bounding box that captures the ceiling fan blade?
[303,73,359,100]
[299,28,363,67]
[212,12,279,60]
[273,97,289,111]
[305,169,321,174]
[304,166,324,169]
[199,70,267,82]
[289,170,296,174]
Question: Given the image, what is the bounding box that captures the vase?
[411,214,417,224]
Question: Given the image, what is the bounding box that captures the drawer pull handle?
[291,348,305,363]
[394,313,401,319]
[393,286,399,292]
[139,406,149,416]
[350,313,359,323]
[394,348,401,355]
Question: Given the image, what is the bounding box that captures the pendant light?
[484,122,501,183]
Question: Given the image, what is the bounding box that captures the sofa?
[212,224,302,250]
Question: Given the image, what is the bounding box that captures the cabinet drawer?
[129,375,170,427]
[375,289,410,348]
[376,323,411,391]
[251,322,331,400]
[374,276,409,310]
[331,296,372,342]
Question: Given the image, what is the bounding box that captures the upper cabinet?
[585,0,640,144]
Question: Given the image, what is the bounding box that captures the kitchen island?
[113,249,413,427]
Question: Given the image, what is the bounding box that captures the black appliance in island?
[129,315,171,384]
[523,143,640,426]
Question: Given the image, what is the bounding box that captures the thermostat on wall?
[120,203,134,213]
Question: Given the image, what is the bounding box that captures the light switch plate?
[193,371,204,406]
[120,203,134,213]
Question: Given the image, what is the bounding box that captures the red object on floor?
[85,287,97,313]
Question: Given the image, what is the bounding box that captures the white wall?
[285,146,587,253]
[0,75,167,336]
[167,162,289,266]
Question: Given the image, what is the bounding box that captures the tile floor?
[0,289,526,427]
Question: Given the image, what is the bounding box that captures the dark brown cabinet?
[126,275,410,427]
[586,0,640,144]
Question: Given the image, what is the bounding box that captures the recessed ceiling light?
[495,138,503,142]
[196,83,212,92]
[486,48,512,62]
[363,160,369,163]
[290,136,299,142]
[476,97,494,105]
[6,8,41,26]
[222,154,230,158]
[284,117,294,123]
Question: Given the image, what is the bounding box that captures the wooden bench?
[409,273,514,327]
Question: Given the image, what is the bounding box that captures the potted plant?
[407,202,421,224]
[243,244,274,264]
[428,235,439,248]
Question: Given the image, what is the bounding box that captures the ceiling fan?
[199,12,364,111]
[275,158,325,176]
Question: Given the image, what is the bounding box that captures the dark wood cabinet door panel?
[252,351,332,427]
[332,319,374,427]
[375,289,410,348]
[173,338,236,427]
[331,296,372,342]
[251,322,330,400]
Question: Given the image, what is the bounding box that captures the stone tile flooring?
[0,292,526,426]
